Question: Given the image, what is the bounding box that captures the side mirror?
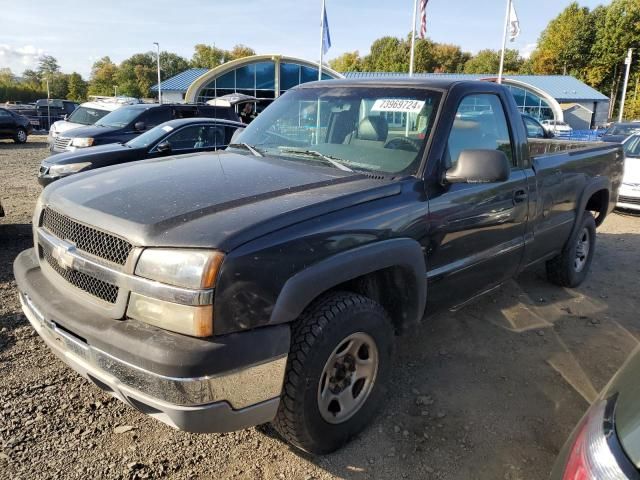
[156,141,172,154]
[445,149,510,184]
[134,121,146,131]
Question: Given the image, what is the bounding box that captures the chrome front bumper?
[19,290,287,433]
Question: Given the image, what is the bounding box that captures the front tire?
[14,128,27,144]
[273,291,394,454]
[546,212,596,287]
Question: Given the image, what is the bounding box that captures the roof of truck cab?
[297,78,488,90]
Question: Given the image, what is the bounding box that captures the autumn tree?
[67,72,88,102]
[228,44,256,61]
[329,51,363,72]
[158,52,190,80]
[464,49,523,75]
[191,44,229,69]
[88,57,119,96]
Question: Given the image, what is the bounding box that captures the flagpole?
[497,0,511,84]
[319,0,326,80]
[409,0,418,76]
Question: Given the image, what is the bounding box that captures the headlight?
[127,293,213,337]
[48,162,91,176]
[70,137,94,147]
[135,249,224,289]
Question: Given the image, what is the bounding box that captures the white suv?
[48,97,141,150]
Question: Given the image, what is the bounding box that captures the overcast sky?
[0,0,610,78]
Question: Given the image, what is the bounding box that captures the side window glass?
[142,108,171,129]
[524,117,544,138]
[164,125,208,151]
[447,94,514,168]
[0,109,11,118]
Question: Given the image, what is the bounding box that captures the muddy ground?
[1,136,639,480]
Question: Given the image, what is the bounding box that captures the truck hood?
[42,151,400,251]
[60,124,119,139]
[623,157,640,185]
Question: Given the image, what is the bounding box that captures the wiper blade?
[278,148,353,172]
[229,143,263,157]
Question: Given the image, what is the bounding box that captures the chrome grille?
[53,136,71,151]
[40,245,119,304]
[619,195,640,206]
[41,208,132,266]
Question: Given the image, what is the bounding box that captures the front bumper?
[617,185,640,211]
[14,248,290,433]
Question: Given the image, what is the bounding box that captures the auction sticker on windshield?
[371,99,425,113]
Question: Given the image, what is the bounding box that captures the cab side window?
[447,94,515,168]
[523,117,545,138]
[141,108,171,129]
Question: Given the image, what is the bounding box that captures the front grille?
[619,195,640,206]
[39,166,49,175]
[41,245,119,304]
[41,208,132,266]
[54,136,71,151]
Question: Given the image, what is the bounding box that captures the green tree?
[329,51,363,72]
[363,36,409,72]
[21,69,41,86]
[37,55,60,78]
[228,44,256,61]
[0,68,14,84]
[463,49,523,74]
[88,56,119,96]
[428,43,471,73]
[191,44,228,69]
[158,52,190,80]
[67,72,88,102]
[116,53,156,97]
[529,2,595,78]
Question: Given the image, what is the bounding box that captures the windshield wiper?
[278,148,353,172]
[229,143,263,157]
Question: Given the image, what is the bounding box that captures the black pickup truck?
[14,79,623,454]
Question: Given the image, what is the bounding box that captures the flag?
[322,4,332,55]
[509,1,521,42]
[419,0,428,39]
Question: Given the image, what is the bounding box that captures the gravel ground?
[1,136,640,480]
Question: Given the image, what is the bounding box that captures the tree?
[228,44,256,61]
[191,44,228,69]
[37,55,60,78]
[159,52,190,80]
[21,69,41,86]
[329,51,363,72]
[67,72,88,102]
[529,3,595,78]
[0,68,14,84]
[88,57,119,96]
[116,53,156,97]
[417,42,471,73]
[363,36,409,72]
[464,49,523,74]
[48,73,69,98]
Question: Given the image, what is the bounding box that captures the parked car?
[616,133,640,211]
[551,346,640,479]
[0,107,33,143]
[522,114,554,139]
[49,103,241,154]
[600,122,640,143]
[48,97,141,149]
[38,118,245,186]
[14,79,622,454]
[35,99,79,131]
[541,119,574,137]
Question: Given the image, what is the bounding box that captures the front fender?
[270,238,427,327]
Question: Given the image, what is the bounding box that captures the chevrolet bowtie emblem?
[51,243,76,270]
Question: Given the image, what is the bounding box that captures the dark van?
[50,103,240,154]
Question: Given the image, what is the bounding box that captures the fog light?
[127,292,213,337]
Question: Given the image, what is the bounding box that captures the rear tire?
[272,291,394,454]
[546,212,596,287]
[14,128,27,144]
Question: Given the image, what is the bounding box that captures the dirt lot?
[1,136,639,480]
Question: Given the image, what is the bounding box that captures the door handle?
[513,189,528,203]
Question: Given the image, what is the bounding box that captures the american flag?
[419,0,428,39]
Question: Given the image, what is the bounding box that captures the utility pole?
[153,42,162,104]
[619,48,633,122]
[114,85,118,97]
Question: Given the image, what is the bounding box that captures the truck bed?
[528,138,606,158]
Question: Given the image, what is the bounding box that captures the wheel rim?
[574,227,590,273]
[17,130,26,142]
[317,332,379,424]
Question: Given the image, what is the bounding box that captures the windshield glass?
[67,106,110,125]
[608,124,640,135]
[236,86,442,175]
[95,107,143,128]
[126,124,172,148]
[624,135,640,157]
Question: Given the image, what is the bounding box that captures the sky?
[0,0,611,78]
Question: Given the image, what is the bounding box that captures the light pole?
[153,42,162,104]
[619,48,634,122]
[114,85,118,97]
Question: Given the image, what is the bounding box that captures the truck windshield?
[67,106,110,125]
[624,135,640,158]
[608,124,640,136]
[236,86,442,175]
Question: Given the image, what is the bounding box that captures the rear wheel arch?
[270,238,427,333]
